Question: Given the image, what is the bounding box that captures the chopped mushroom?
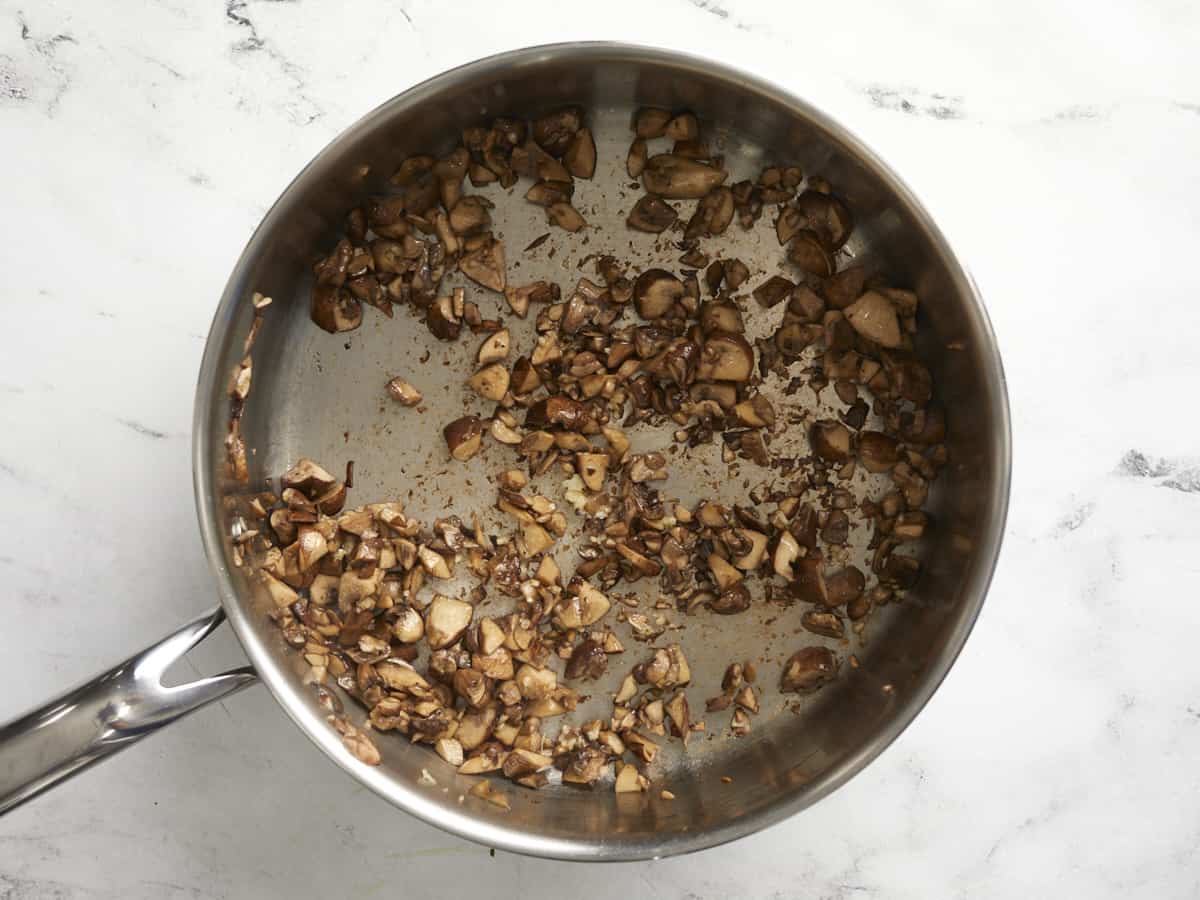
[477,329,511,365]
[642,155,728,199]
[627,194,678,233]
[780,646,839,693]
[386,377,423,406]
[425,595,474,649]
[444,416,484,461]
[459,238,506,292]
[845,291,903,348]
[633,269,684,319]
[564,127,597,179]
[467,363,510,402]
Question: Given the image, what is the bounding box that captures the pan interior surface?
[194,44,1009,860]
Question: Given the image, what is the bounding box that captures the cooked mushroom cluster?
[233,104,947,802]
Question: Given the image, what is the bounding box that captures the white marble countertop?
[3,1,1199,897]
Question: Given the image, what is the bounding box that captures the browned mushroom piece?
[697,333,755,382]
[685,186,734,239]
[724,258,750,291]
[564,127,597,179]
[526,398,587,435]
[810,420,852,462]
[546,203,587,232]
[385,377,423,406]
[425,594,474,649]
[626,137,648,178]
[312,284,362,334]
[525,180,574,207]
[825,267,866,309]
[824,566,865,607]
[444,416,484,461]
[459,238,506,292]
[801,610,845,638]
[634,107,671,138]
[845,291,903,348]
[449,195,493,235]
[627,194,678,233]
[565,638,608,680]
[633,269,684,319]
[699,301,745,335]
[504,280,559,318]
[642,155,727,199]
[466,363,510,402]
[752,275,795,309]
[788,231,835,277]
[780,646,839,693]
[709,582,752,614]
[795,189,854,249]
[532,106,583,157]
[426,294,462,341]
[858,431,900,472]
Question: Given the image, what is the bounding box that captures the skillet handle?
[0,606,257,816]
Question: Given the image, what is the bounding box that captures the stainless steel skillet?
[0,42,1010,861]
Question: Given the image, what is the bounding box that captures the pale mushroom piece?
[707,553,743,591]
[845,290,903,348]
[696,333,755,382]
[376,659,429,692]
[632,268,684,320]
[425,594,474,649]
[615,673,638,704]
[392,606,425,643]
[730,708,751,736]
[735,685,759,713]
[282,458,338,497]
[773,531,801,579]
[733,395,775,428]
[459,237,506,292]
[467,363,510,402]
[467,779,511,810]
[521,521,555,556]
[554,582,611,629]
[435,737,464,767]
[386,376,424,408]
[418,545,453,579]
[490,418,523,445]
[732,530,768,570]
[614,762,647,794]
[476,328,511,365]
[576,452,609,492]
[665,692,690,741]
[514,663,557,700]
